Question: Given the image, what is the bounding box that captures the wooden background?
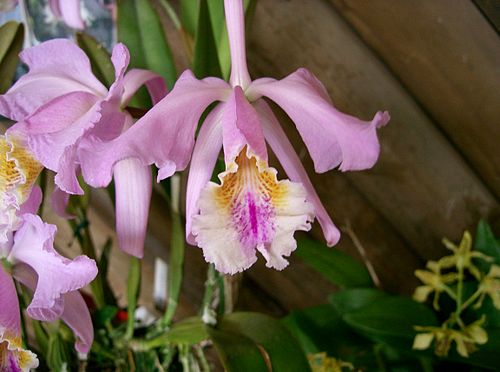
[43,0,500,319]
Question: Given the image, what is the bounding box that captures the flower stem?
[125,256,141,340]
[201,264,219,325]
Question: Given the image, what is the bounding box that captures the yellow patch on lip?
[0,330,39,371]
[214,149,288,210]
[0,135,42,206]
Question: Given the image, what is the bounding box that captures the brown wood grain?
[247,0,499,261]
[329,0,500,200]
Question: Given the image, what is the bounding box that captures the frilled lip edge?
[192,149,315,275]
[0,328,39,370]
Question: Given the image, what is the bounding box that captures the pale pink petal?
[60,291,94,354]
[56,0,85,29]
[185,105,224,244]
[79,70,231,187]
[50,186,75,219]
[254,100,340,246]
[122,69,168,106]
[16,92,102,194]
[0,266,39,371]
[192,152,314,274]
[222,87,267,166]
[18,185,42,216]
[0,39,106,121]
[224,0,251,88]
[247,68,390,172]
[9,214,97,321]
[0,265,21,338]
[113,158,152,258]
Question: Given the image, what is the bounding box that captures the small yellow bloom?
[308,352,354,372]
[413,261,458,309]
[477,265,500,309]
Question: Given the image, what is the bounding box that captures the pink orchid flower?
[0,136,98,366]
[80,0,389,274]
[0,39,167,258]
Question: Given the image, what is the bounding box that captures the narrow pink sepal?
[0,39,107,121]
[9,214,97,321]
[50,186,74,220]
[113,158,152,258]
[122,69,168,106]
[255,99,341,246]
[248,68,389,173]
[0,265,21,337]
[60,291,94,354]
[18,186,42,216]
[222,87,267,163]
[185,105,224,244]
[79,70,231,187]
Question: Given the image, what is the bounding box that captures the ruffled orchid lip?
[192,148,314,274]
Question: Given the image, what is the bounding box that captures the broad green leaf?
[47,332,75,372]
[218,312,311,371]
[192,0,222,78]
[283,305,376,368]
[117,0,176,88]
[295,237,373,288]
[76,32,115,88]
[97,238,117,306]
[180,0,199,38]
[0,21,24,93]
[208,328,269,371]
[343,296,438,350]
[166,317,209,344]
[475,220,500,272]
[93,305,119,328]
[329,288,388,315]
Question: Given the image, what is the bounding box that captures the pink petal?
[185,105,224,244]
[247,68,390,173]
[56,0,85,29]
[0,265,21,338]
[18,185,42,216]
[79,70,231,187]
[113,158,152,258]
[122,69,168,106]
[18,92,102,194]
[9,214,97,321]
[224,0,251,88]
[0,39,107,121]
[222,87,267,165]
[60,291,94,354]
[255,100,340,246]
[50,186,74,219]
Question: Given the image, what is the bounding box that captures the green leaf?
[343,296,438,350]
[93,305,119,328]
[475,220,500,272]
[329,288,389,315]
[117,0,176,89]
[76,32,115,88]
[0,21,24,94]
[192,0,222,78]
[208,328,269,371]
[218,312,311,371]
[295,237,373,288]
[180,0,199,38]
[166,317,209,344]
[47,332,75,372]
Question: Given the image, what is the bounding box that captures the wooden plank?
[246,0,499,260]
[329,0,500,200]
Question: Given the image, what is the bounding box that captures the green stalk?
[200,264,219,325]
[161,176,185,327]
[125,257,142,340]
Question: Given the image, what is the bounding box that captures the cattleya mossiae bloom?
[0,39,167,258]
[0,135,97,370]
[80,0,389,274]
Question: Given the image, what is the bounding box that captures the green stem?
[125,257,141,340]
[200,264,219,325]
[454,263,465,326]
[459,288,484,314]
[69,208,106,308]
[161,176,185,328]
